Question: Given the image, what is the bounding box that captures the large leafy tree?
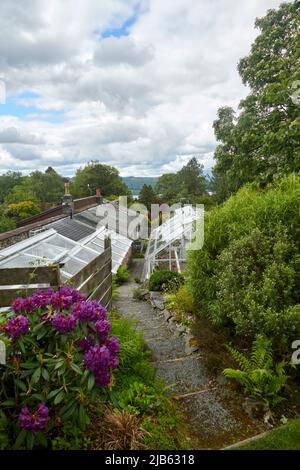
[0,171,22,204]
[155,157,207,204]
[71,161,130,198]
[4,178,39,204]
[177,157,207,200]
[29,169,65,205]
[213,0,300,202]
[138,184,158,211]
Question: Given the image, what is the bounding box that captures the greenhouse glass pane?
[25,242,66,260]
[73,247,98,263]
[0,254,48,268]
[62,257,86,276]
[48,234,77,250]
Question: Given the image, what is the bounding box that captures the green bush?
[149,270,184,292]
[115,266,130,285]
[224,335,290,408]
[0,215,16,234]
[133,288,144,301]
[188,174,300,344]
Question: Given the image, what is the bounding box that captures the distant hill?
[123,176,159,195]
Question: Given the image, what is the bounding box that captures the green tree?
[71,161,130,198]
[138,184,158,211]
[154,173,179,202]
[4,178,39,204]
[177,157,207,201]
[155,157,208,203]
[0,215,16,234]
[29,170,64,205]
[0,171,22,204]
[213,1,300,202]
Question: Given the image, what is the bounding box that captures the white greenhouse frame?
[142,206,198,281]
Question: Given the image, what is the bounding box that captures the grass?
[234,419,300,450]
[87,309,191,450]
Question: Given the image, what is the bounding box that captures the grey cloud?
[0,127,44,145]
[94,37,154,67]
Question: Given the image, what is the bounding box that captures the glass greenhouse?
[0,226,132,282]
[142,206,199,281]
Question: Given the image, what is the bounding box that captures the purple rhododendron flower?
[5,315,29,340]
[19,403,49,432]
[109,355,119,370]
[30,289,53,309]
[84,345,112,386]
[76,336,94,352]
[52,313,77,334]
[106,336,120,354]
[73,300,107,323]
[95,319,110,342]
[11,298,27,313]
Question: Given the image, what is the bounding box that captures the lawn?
[235,420,300,450]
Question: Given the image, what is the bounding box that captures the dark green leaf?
[26,432,34,450]
[31,367,41,384]
[15,379,27,392]
[36,431,47,447]
[41,368,50,381]
[70,363,82,375]
[47,388,62,399]
[1,400,16,407]
[54,359,64,370]
[87,373,95,392]
[13,429,26,449]
[54,390,65,405]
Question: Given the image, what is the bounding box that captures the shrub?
[133,288,144,301]
[0,288,120,449]
[134,276,141,284]
[166,285,195,315]
[223,335,290,408]
[188,174,300,345]
[115,266,130,285]
[208,228,300,341]
[5,201,40,220]
[149,270,184,292]
[0,215,16,234]
[133,252,145,259]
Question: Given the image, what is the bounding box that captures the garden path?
[114,260,264,448]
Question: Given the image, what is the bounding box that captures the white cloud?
[0,0,284,176]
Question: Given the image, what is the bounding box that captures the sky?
[0,0,284,177]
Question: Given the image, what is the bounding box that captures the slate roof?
[47,218,95,242]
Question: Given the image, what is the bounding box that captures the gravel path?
[114,260,262,449]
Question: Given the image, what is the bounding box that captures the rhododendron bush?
[0,287,120,449]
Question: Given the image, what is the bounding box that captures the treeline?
[0,162,130,233]
[138,157,214,211]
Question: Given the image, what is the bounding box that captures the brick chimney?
[96,187,103,204]
[62,180,74,218]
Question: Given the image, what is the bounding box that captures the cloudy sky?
[0,0,283,177]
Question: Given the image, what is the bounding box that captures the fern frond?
[225,344,253,372]
[251,334,273,369]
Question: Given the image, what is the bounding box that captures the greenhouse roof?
[0,225,132,280]
[146,206,197,258]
